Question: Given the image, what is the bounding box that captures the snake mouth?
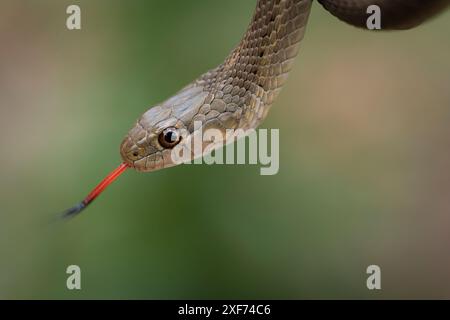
[119,136,144,168]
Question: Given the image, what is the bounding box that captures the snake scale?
[120,0,449,172]
[62,0,449,217]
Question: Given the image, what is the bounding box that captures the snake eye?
[158,127,181,148]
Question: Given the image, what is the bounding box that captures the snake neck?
[194,0,313,131]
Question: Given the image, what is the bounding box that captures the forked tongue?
[60,162,129,219]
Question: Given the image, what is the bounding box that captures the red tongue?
[60,162,129,218]
[83,162,129,205]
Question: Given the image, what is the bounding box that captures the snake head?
[120,105,189,172]
[120,85,211,172]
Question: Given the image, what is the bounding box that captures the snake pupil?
[165,131,177,143]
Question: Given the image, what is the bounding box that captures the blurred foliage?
[0,0,449,299]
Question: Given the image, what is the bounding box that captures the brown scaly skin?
[318,0,450,29]
[120,0,449,172]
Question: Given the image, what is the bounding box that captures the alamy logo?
[66,5,81,30]
[170,121,279,175]
[66,265,81,290]
[366,265,381,290]
[366,5,381,30]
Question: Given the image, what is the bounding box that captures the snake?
[61,0,450,217]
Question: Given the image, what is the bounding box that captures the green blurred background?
[1,0,450,299]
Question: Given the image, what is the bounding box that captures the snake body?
[120,0,449,172]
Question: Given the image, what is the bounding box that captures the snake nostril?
[132,151,139,157]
